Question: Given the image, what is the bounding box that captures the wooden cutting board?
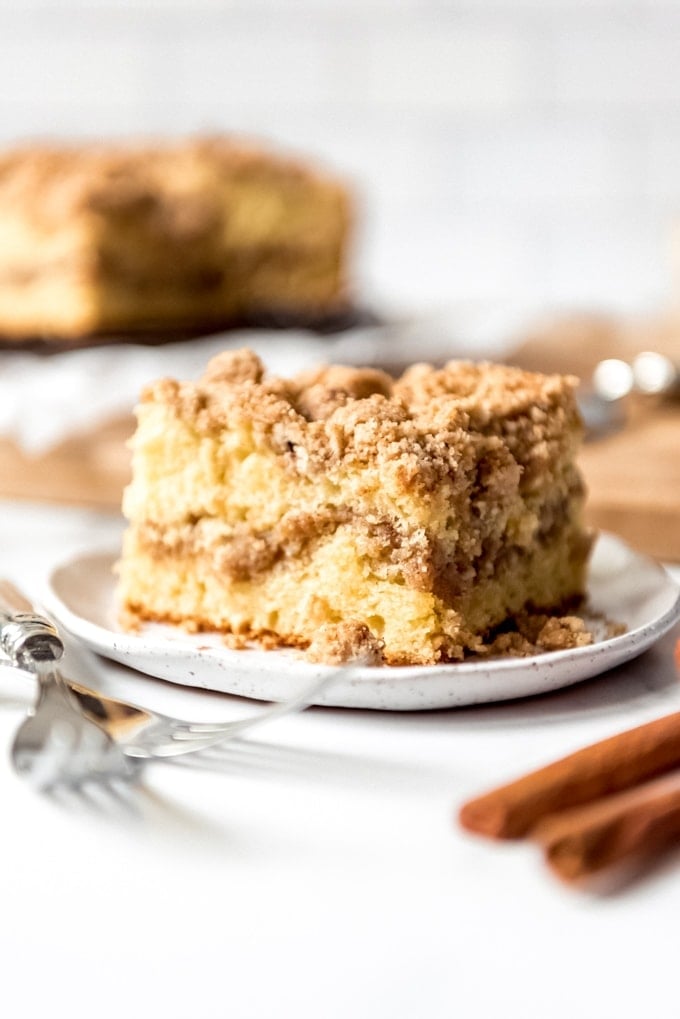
[510,312,680,562]
[578,403,680,561]
[0,416,133,510]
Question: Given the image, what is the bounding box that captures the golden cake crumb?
[305,621,385,666]
[482,611,594,658]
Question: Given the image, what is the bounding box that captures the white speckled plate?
[44,533,680,711]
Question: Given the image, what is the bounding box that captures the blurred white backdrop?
[1,0,679,316]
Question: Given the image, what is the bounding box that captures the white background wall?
[1,0,680,317]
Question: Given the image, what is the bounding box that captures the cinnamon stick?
[533,771,680,882]
[459,711,680,839]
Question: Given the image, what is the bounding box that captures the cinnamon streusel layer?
[117,348,592,665]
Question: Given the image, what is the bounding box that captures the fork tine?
[169,673,335,741]
[120,671,339,759]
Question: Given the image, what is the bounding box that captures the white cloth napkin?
[0,304,528,454]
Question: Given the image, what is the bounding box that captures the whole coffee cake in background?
[0,136,352,343]
[117,348,592,666]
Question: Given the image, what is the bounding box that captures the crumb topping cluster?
[147,348,582,496]
[305,621,385,666]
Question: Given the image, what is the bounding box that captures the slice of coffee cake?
[117,349,591,665]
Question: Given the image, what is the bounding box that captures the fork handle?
[0,580,64,668]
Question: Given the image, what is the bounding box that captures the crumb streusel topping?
[146,347,582,492]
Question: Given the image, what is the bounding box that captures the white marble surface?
[1,499,680,1018]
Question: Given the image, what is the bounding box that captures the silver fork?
[0,581,337,791]
[11,669,141,794]
[0,582,139,792]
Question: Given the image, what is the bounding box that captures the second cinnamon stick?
[534,772,680,882]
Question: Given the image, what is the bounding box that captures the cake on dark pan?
[0,136,352,342]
